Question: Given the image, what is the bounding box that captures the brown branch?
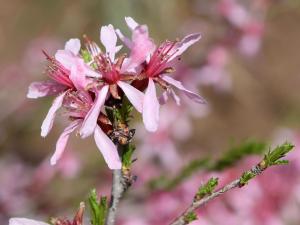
[169,143,292,225]
[170,178,241,225]
[105,147,135,225]
[105,169,126,225]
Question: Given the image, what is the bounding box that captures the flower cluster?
[27,17,205,170]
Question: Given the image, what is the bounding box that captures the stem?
[169,164,264,225]
[105,169,125,225]
[170,179,240,225]
[170,142,295,225]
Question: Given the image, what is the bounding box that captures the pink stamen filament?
[96,54,120,84]
[146,41,178,77]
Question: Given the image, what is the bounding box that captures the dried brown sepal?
[120,74,136,81]
[98,113,112,126]
[52,202,85,225]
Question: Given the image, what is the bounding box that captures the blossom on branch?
[27,17,204,169]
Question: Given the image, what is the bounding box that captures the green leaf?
[212,141,266,171]
[239,171,256,186]
[118,97,133,124]
[147,141,266,191]
[148,158,211,191]
[184,212,198,223]
[165,158,211,190]
[88,189,108,225]
[105,97,133,126]
[263,142,294,167]
[99,196,108,225]
[273,159,289,165]
[122,144,136,168]
[196,177,219,199]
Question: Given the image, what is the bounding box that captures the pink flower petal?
[27,81,66,99]
[169,89,181,105]
[50,120,81,165]
[143,79,160,132]
[41,91,66,137]
[84,65,101,78]
[125,17,139,30]
[125,26,156,71]
[70,62,88,90]
[162,75,206,104]
[100,24,118,61]
[94,125,122,170]
[64,38,81,55]
[55,50,74,70]
[158,89,181,106]
[168,33,202,61]
[158,90,169,105]
[117,81,144,113]
[115,29,132,48]
[80,85,109,138]
[9,218,49,225]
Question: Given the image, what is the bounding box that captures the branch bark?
[169,164,264,225]
[105,169,126,225]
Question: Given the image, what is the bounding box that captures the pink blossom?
[217,0,251,28]
[116,17,156,72]
[49,90,122,170]
[118,17,205,132]
[79,25,144,138]
[27,39,96,100]
[196,46,232,91]
[55,38,99,89]
[27,39,98,139]
[9,218,49,225]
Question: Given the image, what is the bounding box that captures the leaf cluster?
[106,97,133,125]
[88,189,108,225]
[239,171,256,186]
[263,142,294,167]
[240,142,294,186]
[184,212,198,223]
[148,141,266,190]
[195,177,219,200]
[212,141,266,171]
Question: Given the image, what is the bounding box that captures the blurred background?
[1,0,300,224]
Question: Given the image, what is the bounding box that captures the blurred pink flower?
[197,46,232,91]
[9,218,49,225]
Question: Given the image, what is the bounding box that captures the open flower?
[49,89,121,169]
[27,39,99,137]
[10,202,85,225]
[79,24,144,138]
[118,17,205,132]
[9,218,49,225]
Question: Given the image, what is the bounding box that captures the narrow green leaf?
[212,141,266,171]
[196,177,219,199]
[122,144,136,168]
[239,171,255,186]
[264,142,294,167]
[184,212,198,223]
[88,189,108,225]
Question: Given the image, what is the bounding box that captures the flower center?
[63,91,93,119]
[145,40,178,77]
[43,51,74,88]
[95,54,120,84]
